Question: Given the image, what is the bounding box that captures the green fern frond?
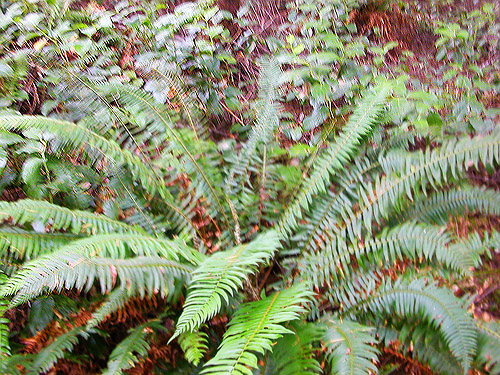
[171,231,280,340]
[298,156,379,256]
[0,199,144,234]
[2,252,193,306]
[86,287,133,329]
[378,320,463,375]
[0,115,196,231]
[278,81,392,237]
[392,186,500,225]
[101,83,230,231]
[201,283,313,375]
[343,277,476,373]
[323,319,378,375]
[226,58,281,194]
[271,320,322,375]
[179,331,209,366]
[316,131,500,260]
[27,327,85,375]
[25,233,200,263]
[0,229,79,262]
[302,222,490,287]
[102,322,154,375]
[475,321,500,375]
[0,354,27,375]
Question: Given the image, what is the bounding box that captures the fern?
[0,274,9,357]
[86,287,134,329]
[27,327,85,375]
[0,199,144,234]
[171,230,280,340]
[323,319,379,375]
[201,283,313,375]
[270,320,322,375]
[392,186,500,225]
[102,322,157,375]
[278,82,392,236]
[179,331,209,366]
[475,321,500,375]
[0,115,196,230]
[2,252,193,306]
[342,277,477,373]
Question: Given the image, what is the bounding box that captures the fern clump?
[0,0,499,373]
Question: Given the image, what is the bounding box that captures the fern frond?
[201,283,313,375]
[2,252,193,306]
[0,229,79,262]
[392,186,500,225]
[278,81,392,237]
[323,319,378,375]
[102,322,153,375]
[27,327,85,375]
[343,277,476,373]
[171,231,280,340]
[0,115,195,231]
[271,320,322,375]
[86,287,133,329]
[314,131,500,262]
[179,331,209,366]
[378,320,463,375]
[0,354,27,375]
[475,321,500,375]
[297,156,379,256]
[21,232,200,262]
[0,199,143,234]
[226,58,281,194]
[101,83,230,231]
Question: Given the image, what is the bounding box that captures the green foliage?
[172,230,280,340]
[323,319,379,375]
[27,327,85,375]
[0,0,499,374]
[201,283,313,375]
[102,322,157,375]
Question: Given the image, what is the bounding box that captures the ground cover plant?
[0,0,499,374]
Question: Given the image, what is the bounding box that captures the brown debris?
[349,3,437,55]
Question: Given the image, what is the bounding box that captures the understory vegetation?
[0,0,499,374]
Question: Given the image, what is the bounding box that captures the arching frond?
[312,130,500,262]
[201,283,313,375]
[0,229,80,262]
[102,322,155,375]
[278,81,393,237]
[343,277,476,373]
[101,84,230,231]
[392,186,500,225]
[378,320,463,375]
[2,252,193,306]
[323,319,378,375]
[0,199,144,234]
[475,321,500,375]
[0,115,194,230]
[171,231,280,340]
[27,327,85,375]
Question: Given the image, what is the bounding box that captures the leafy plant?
[0,0,499,374]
